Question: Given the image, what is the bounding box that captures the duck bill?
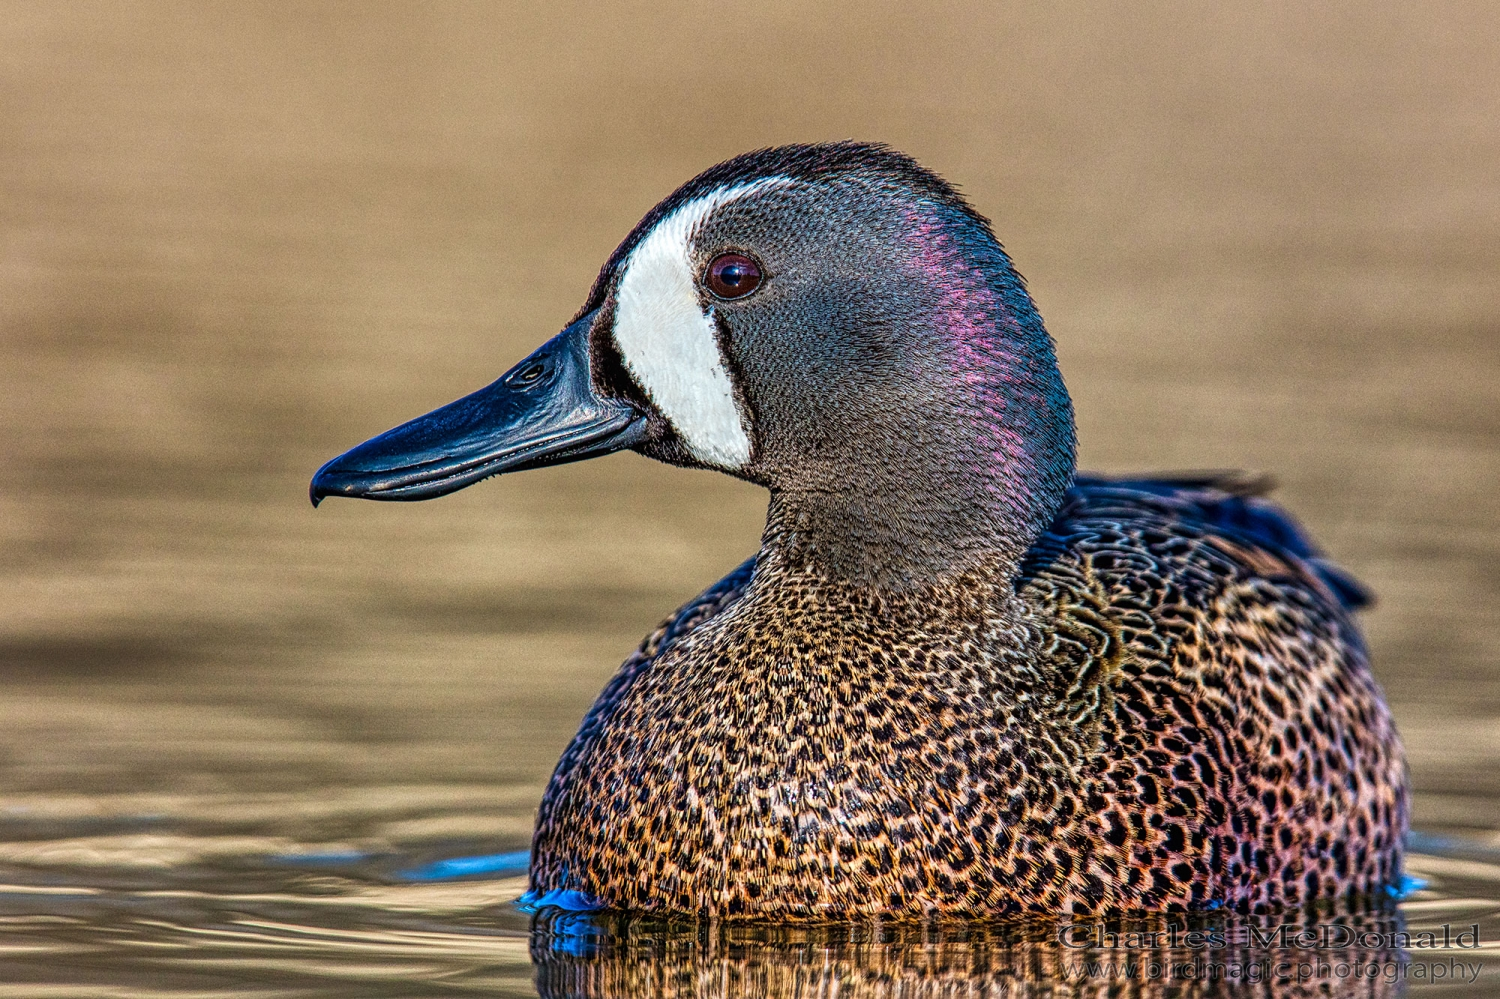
[310,313,646,505]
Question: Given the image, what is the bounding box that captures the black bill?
[310,313,646,505]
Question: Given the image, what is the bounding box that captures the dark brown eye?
[704,253,762,300]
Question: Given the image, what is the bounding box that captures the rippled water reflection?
[3,2,1498,995]
[3,823,1500,996]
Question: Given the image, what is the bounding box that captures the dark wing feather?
[1045,472,1372,611]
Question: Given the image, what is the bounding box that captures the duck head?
[311,142,1077,587]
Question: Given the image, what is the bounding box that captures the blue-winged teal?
[312,143,1408,918]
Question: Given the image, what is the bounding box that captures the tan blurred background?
[1,1,1497,844]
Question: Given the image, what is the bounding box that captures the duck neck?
[759,439,1070,593]
[756,340,1077,592]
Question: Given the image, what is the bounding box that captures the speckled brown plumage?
[529,476,1407,918]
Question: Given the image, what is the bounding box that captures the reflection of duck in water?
[313,143,1408,917]
[529,908,1408,999]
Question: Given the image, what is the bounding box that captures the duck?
[311,142,1408,918]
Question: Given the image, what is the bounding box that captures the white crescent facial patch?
[612,179,786,470]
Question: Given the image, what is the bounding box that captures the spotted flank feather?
[529,475,1406,918]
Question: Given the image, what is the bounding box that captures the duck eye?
[704,253,762,300]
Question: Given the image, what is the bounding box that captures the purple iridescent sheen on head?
[904,203,1077,556]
